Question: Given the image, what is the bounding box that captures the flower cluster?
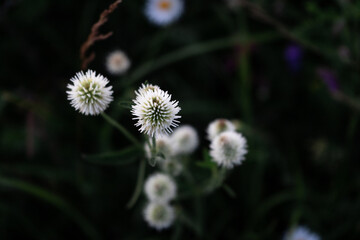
[142,124,199,230]
[143,173,176,230]
[207,119,248,168]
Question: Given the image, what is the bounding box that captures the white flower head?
[67,70,113,116]
[144,135,173,159]
[145,0,184,26]
[144,202,175,230]
[207,118,236,141]
[106,50,131,75]
[160,159,183,176]
[283,226,321,240]
[144,173,176,202]
[135,83,160,97]
[131,84,181,137]
[210,131,248,168]
[171,125,199,155]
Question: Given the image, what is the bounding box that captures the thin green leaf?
[126,159,146,208]
[82,146,142,165]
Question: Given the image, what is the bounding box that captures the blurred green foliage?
[1,0,360,239]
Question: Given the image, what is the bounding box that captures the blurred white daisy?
[67,70,113,116]
[171,125,199,155]
[144,135,173,159]
[144,202,175,230]
[144,173,176,202]
[145,0,184,26]
[105,50,131,75]
[160,159,183,176]
[283,226,321,240]
[206,119,236,141]
[210,131,248,168]
[131,85,181,137]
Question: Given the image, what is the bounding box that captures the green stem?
[101,112,140,147]
[126,159,146,208]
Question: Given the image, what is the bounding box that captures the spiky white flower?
[106,50,131,75]
[144,173,176,202]
[144,202,175,230]
[144,135,173,159]
[160,159,183,176]
[210,131,248,168]
[206,119,236,141]
[145,0,184,26]
[283,226,321,240]
[67,70,113,116]
[135,83,160,97]
[171,125,199,155]
[131,85,181,137]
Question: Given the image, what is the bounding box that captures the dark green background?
[1,0,359,239]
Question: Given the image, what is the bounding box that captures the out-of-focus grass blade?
[0,93,6,116]
[117,100,132,109]
[195,161,217,169]
[82,146,142,165]
[0,175,101,240]
[250,191,297,226]
[178,210,202,237]
[196,150,217,169]
[222,184,237,198]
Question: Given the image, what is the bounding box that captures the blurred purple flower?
[284,44,303,73]
[316,68,339,93]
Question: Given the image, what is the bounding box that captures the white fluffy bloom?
[144,173,176,202]
[67,70,113,115]
[106,50,131,75]
[171,125,199,155]
[160,159,183,176]
[206,119,236,140]
[135,83,160,97]
[283,226,321,240]
[210,131,248,168]
[145,0,184,26]
[144,135,173,159]
[131,85,181,137]
[144,202,175,230]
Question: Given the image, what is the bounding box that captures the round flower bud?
[171,125,199,155]
[209,131,248,168]
[144,173,176,202]
[106,50,131,75]
[206,119,236,141]
[143,202,175,230]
